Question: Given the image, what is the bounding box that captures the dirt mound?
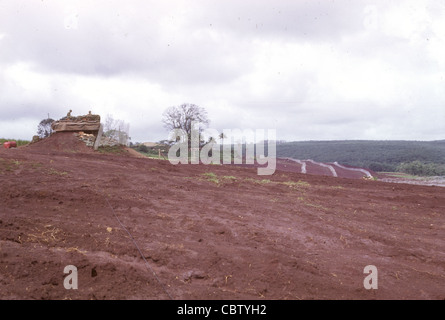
[124,147,150,158]
[24,132,95,154]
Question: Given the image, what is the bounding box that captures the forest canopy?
[276,140,445,176]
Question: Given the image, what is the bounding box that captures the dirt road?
[1,135,444,299]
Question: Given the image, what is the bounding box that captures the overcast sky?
[1,0,444,142]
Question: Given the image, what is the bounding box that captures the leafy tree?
[276,140,445,172]
[138,144,149,153]
[37,118,54,139]
[397,161,445,176]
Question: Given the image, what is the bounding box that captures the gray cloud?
[191,0,366,41]
[0,0,255,85]
[1,0,444,142]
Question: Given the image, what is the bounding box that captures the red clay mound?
[304,160,335,176]
[24,132,95,154]
[331,162,376,179]
[276,158,375,179]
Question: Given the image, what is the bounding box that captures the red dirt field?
[0,133,444,300]
[275,158,373,179]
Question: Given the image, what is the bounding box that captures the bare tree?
[103,114,130,146]
[162,103,210,136]
[37,118,54,139]
[162,103,210,142]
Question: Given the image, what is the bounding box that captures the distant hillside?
[276,140,445,173]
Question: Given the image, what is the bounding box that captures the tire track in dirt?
[305,159,338,177]
[279,157,376,179]
[332,162,373,178]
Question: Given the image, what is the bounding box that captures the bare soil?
[0,133,444,300]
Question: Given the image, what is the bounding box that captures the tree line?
[276,140,445,176]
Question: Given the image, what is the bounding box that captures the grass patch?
[0,158,22,173]
[136,151,166,159]
[296,196,328,211]
[202,172,220,184]
[239,177,311,190]
[48,168,69,176]
[202,172,218,178]
[243,178,273,185]
[131,147,169,160]
[97,145,127,154]
[201,173,239,185]
[0,159,13,173]
[381,172,422,179]
[222,176,237,180]
[198,172,311,191]
[31,162,43,169]
[281,180,310,188]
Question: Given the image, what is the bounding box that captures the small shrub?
[138,145,149,153]
[397,161,445,176]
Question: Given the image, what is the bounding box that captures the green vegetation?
[295,195,327,211]
[199,172,311,190]
[151,139,445,177]
[282,180,311,188]
[0,138,30,146]
[201,172,220,184]
[222,175,237,180]
[0,158,46,174]
[0,158,19,173]
[137,144,150,153]
[381,172,419,179]
[396,161,445,176]
[48,168,69,176]
[97,145,126,154]
[130,143,169,159]
[277,140,445,176]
